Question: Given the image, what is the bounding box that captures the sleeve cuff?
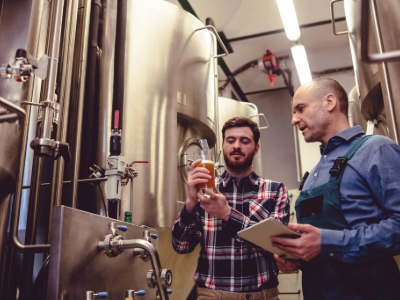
[320,229,345,260]
[223,208,250,239]
[179,203,197,227]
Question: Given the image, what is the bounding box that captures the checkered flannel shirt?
[172,171,290,292]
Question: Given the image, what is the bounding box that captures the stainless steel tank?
[0,0,46,282]
[98,0,217,229]
[343,0,400,141]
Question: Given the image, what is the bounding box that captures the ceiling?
[165,0,354,101]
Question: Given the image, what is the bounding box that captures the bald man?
[271,78,400,300]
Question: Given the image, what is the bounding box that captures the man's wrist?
[222,206,231,222]
[185,197,197,213]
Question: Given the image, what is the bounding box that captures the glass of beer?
[195,150,215,192]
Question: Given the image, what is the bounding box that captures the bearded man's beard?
[223,148,257,170]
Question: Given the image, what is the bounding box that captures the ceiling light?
[291,44,312,85]
[276,0,301,41]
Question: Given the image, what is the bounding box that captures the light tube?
[291,44,312,86]
[276,0,301,41]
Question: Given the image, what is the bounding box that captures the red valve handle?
[114,110,119,128]
[134,161,149,163]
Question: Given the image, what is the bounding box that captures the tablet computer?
[237,218,301,260]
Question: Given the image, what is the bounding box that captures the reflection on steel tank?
[344,0,400,142]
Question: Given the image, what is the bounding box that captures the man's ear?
[254,143,260,155]
[325,93,337,112]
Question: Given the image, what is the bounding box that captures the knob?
[118,225,128,232]
[167,289,172,294]
[97,292,108,299]
[84,291,108,300]
[126,289,146,298]
[151,234,158,239]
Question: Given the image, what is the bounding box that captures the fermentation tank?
[342,0,400,140]
[96,0,218,226]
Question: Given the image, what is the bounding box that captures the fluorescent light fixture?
[291,44,312,86]
[276,0,301,41]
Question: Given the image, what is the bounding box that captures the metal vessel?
[338,0,400,141]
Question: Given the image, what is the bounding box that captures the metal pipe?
[71,0,93,207]
[360,0,400,62]
[130,179,133,212]
[98,239,170,300]
[0,97,26,119]
[20,156,44,299]
[0,114,19,122]
[40,0,65,141]
[369,0,399,144]
[22,177,108,189]
[210,26,221,167]
[49,0,78,241]
[55,0,79,206]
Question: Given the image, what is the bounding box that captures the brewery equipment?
[0,0,230,298]
[333,0,400,141]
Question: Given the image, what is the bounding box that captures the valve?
[84,291,108,300]
[89,164,105,185]
[54,142,71,163]
[126,289,146,299]
[147,269,172,289]
[0,49,42,82]
[151,234,158,240]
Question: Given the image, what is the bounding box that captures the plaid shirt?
[172,171,290,292]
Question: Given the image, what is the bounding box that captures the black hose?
[79,0,102,211]
[112,0,128,131]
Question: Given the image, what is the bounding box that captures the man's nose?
[233,140,241,148]
[291,114,300,127]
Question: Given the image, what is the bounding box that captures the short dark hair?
[312,78,348,117]
[222,117,260,145]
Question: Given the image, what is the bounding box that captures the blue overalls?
[295,136,400,300]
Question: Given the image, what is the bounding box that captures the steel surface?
[47,206,161,300]
[97,0,217,227]
[344,0,400,142]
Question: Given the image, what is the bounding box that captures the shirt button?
[246,295,251,300]
[324,155,327,158]
[330,253,334,257]
[314,173,317,177]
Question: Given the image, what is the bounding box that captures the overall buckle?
[329,156,348,176]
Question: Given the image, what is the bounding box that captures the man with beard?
[172,117,289,300]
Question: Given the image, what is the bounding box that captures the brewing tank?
[98,0,217,228]
[344,0,400,141]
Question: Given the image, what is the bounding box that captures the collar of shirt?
[319,125,365,155]
[219,170,259,187]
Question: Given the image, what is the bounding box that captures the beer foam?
[198,160,214,165]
